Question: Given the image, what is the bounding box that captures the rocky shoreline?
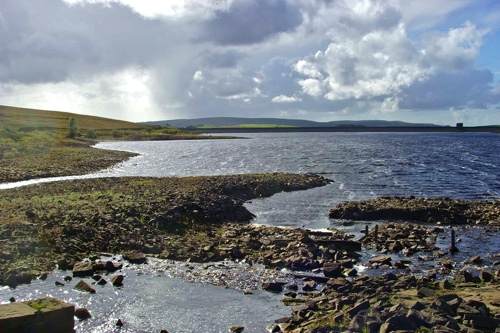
[2,173,500,332]
[329,196,499,226]
[0,173,332,286]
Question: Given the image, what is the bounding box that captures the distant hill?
[0,105,149,131]
[142,117,442,128]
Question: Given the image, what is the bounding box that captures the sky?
[0,0,499,126]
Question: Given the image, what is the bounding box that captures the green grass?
[0,105,230,182]
[0,104,149,131]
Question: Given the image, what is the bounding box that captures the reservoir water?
[1,132,499,332]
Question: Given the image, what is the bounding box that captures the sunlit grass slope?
[0,105,147,131]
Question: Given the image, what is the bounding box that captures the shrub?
[67,117,80,138]
[86,130,98,139]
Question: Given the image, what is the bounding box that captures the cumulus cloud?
[294,1,497,114]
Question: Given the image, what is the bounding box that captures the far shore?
[186,125,500,134]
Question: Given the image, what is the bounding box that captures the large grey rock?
[74,308,91,320]
[347,300,370,318]
[123,252,147,264]
[110,275,124,287]
[262,282,284,292]
[74,280,96,294]
[368,256,392,266]
[72,261,94,277]
[0,297,74,333]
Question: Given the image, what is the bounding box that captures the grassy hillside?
[0,105,222,183]
[0,105,147,131]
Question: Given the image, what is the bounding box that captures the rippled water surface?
[1,132,499,332]
[99,132,499,228]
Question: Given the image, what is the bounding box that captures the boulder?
[417,287,436,298]
[5,273,18,289]
[110,275,124,287]
[470,256,482,264]
[105,261,122,272]
[480,270,493,282]
[123,252,147,264]
[74,308,91,320]
[74,280,96,294]
[302,280,317,292]
[368,256,392,266]
[72,262,94,277]
[0,297,74,333]
[346,300,370,318]
[262,282,283,293]
[454,270,474,283]
[323,263,343,278]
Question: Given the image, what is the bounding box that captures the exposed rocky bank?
[329,196,499,226]
[0,173,331,286]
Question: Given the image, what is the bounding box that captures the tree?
[67,117,79,138]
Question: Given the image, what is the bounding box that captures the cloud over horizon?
[0,0,498,125]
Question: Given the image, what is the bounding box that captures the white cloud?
[297,78,325,97]
[422,22,488,69]
[63,0,233,20]
[271,94,302,103]
[293,1,497,114]
[296,18,426,101]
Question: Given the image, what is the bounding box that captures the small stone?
[75,307,92,320]
[95,278,108,285]
[9,297,15,303]
[229,325,245,333]
[480,270,493,282]
[417,287,436,298]
[105,261,121,272]
[64,275,73,282]
[116,319,124,327]
[74,280,96,294]
[440,279,453,290]
[302,280,317,291]
[455,270,474,283]
[123,252,147,264]
[6,273,18,289]
[110,274,124,287]
[262,282,283,292]
[369,256,392,266]
[471,256,483,264]
[55,281,65,287]
[73,261,94,277]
